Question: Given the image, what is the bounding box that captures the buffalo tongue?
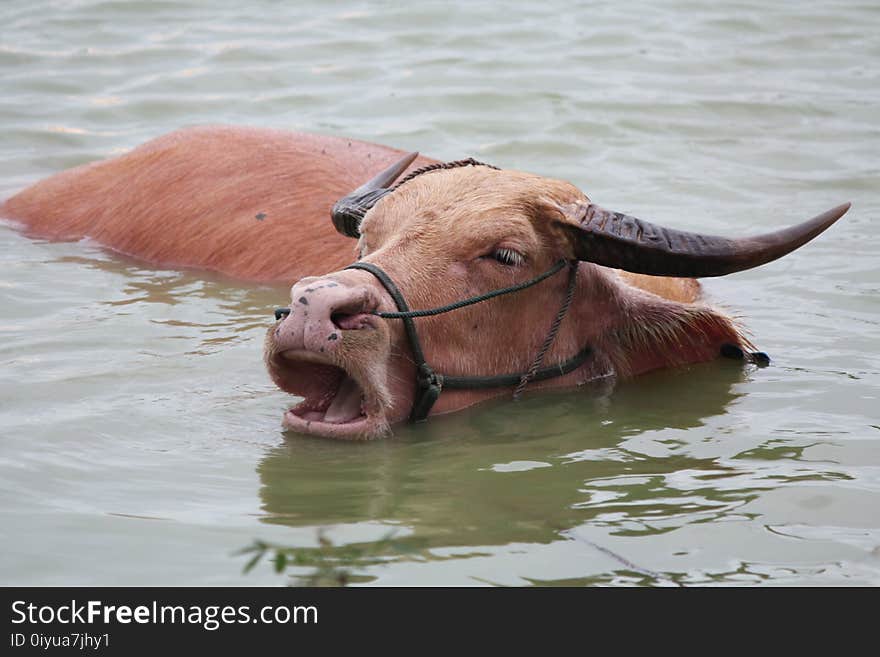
[323,376,363,423]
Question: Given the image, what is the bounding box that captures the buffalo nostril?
[331,312,376,331]
[331,312,347,329]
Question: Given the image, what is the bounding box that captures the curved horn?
[558,202,851,277]
[331,151,419,238]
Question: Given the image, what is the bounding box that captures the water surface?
[1,0,878,585]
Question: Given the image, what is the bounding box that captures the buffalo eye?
[491,247,525,267]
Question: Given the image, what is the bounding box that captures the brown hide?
[1,126,438,283]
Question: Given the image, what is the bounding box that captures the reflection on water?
[260,365,746,537]
[254,363,853,584]
[2,0,879,586]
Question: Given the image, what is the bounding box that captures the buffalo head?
[264,153,849,439]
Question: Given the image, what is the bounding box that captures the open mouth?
[273,350,385,439]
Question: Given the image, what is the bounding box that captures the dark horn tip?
[352,151,421,193]
[805,201,851,234]
[826,201,851,219]
[381,150,420,179]
[398,150,420,171]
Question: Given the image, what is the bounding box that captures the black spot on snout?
[328,333,339,341]
[255,212,267,221]
[298,297,309,306]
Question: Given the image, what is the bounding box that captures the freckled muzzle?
[272,277,382,356]
[265,274,392,439]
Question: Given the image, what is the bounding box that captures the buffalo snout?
[274,276,382,355]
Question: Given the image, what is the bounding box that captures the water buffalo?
[1,126,849,440]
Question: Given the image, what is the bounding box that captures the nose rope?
[344,259,590,422]
[388,157,500,192]
[366,259,567,319]
[513,260,579,400]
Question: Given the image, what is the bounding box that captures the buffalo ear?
[552,201,850,278]
[608,290,754,377]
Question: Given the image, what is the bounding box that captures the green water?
[1,0,878,585]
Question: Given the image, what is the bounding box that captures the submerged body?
[1,126,848,439]
[1,126,438,282]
